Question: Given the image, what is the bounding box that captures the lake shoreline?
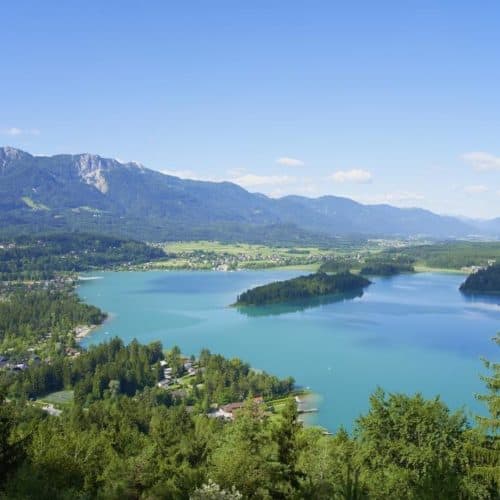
[77,269,498,431]
[74,324,97,342]
[119,262,473,279]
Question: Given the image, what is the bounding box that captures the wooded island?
[460,264,500,294]
[235,271,371,306]
[360,262,415,276]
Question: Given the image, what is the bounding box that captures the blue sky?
[1,1,500,218]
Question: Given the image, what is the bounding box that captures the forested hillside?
[0,232,165,280]
[0,147,484,242]
[0,287,105,355]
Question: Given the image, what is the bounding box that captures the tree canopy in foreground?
[0,334,498,499]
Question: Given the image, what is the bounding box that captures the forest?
[0,335,498,499]
[0,285,106,356]
[318,255,415,277]
[236,272,371,306]
[1,338,294,408]
[318,257,356,273]
[460,264,500,294]
[384,242,500,270]
[0,232,165,281]
[360,261,415,276]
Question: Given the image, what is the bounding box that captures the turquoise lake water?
[78,270,499,431]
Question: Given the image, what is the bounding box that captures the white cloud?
[0,127,40,136]
[329,169,372,184]
[462,152,500,171]
[381,191,425,202]
[232,174,296,188]
[160,168,201,179]
[276,157,305,167]
[159,168,298,190]
[268,182,319,198]
[358,191,425,205]
[463,184,489,194]
[226,167,246,177]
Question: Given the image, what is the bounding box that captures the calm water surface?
[78,270,499,431]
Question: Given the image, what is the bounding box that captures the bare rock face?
[73,154,145,194]
[0,146,30,169]
[76,154,110,194]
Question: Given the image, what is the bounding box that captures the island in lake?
[235,271,371,306]
[360,262,415,276]
[460,264,500,294]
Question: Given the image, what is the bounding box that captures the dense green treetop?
[0,335,498,498]
[1,348,498,498]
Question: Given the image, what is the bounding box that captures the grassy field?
[149,240,394,271]
[414,265,468,274]
[141,239,500,275]
[40,390,74,406]
[161,241,333,257]
[160,239,398,255]
[150,241,334,270]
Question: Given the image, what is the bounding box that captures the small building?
[65,347,81,358]
[157,379,171,389]
[210,397,264,420]
[41,404,62,417]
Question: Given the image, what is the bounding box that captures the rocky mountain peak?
[74,153,110,194]
[0,146,30,168]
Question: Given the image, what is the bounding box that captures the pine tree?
[471,333,500,491]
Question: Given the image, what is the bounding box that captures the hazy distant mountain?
[0,146,490,242]
[275,195,474,237]
[471,217,500,237]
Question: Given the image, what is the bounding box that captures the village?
[460,259,496,274]
[155,354,316,422]
[146,247,326,271]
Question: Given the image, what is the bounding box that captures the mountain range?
[0,146,497,243]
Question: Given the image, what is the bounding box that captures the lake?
[78,270,499,431]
